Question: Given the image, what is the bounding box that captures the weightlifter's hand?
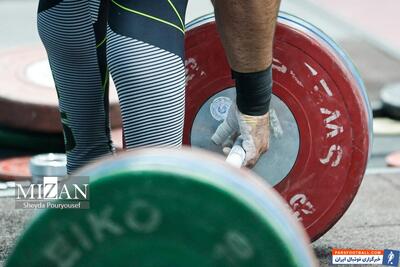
[211,104,270,168]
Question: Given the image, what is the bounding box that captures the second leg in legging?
[107,0,188,149]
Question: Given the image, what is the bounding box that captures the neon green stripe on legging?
[96,36,107,48]
[102,69,109,91]
[111,0,185,34]
[167,0,185,31]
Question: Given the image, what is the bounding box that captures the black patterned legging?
[37,0,188,173]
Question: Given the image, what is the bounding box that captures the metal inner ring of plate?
[190,87,300,186]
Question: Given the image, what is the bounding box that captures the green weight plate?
[0,126,64,153]
[6,148,316,267]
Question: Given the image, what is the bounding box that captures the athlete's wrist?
[232,65,273,116]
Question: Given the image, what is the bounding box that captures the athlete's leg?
[37,0,112,173]
[107,0,188,149]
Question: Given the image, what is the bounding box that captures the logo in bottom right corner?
[383,249,399,266]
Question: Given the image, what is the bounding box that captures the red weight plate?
[184,16,370,241]
[0,46,121,133]
[0,156,31,181]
